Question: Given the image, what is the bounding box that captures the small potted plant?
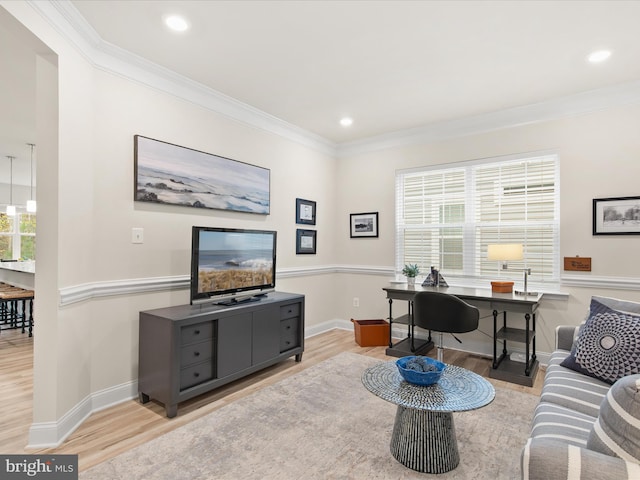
[402,264,420,286]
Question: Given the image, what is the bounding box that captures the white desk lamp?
[487,243,535,296]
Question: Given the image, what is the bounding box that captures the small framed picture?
[593,196,640,235]
[350,212,379,238]
[296,198,316,225]
[296,229,317,254]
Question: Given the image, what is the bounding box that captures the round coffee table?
[362,360,495,473]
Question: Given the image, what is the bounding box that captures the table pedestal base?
[390,406,459,473]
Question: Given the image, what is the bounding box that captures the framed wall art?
[350,212,379,238]
[134,135,270,214]
[593,196,640,235]
[296,198,316,225]
[296,229,317,254]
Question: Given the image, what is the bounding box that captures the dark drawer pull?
[285,341,291,345]
[194,330,200,335]
[288,309,293,314]
[194,351,200,357]
[286,325,291,330]
[194,372,200,378]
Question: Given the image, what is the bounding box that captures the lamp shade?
[487,243,523,261]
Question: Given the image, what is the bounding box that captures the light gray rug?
[81,353,538,479]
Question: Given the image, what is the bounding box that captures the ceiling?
[3,0,640,188]
[70,0,640,144]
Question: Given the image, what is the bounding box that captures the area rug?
[81,353,538,479]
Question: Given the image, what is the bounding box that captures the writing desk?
[382,284,543,386]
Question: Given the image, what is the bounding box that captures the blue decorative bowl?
[396,356,446,386]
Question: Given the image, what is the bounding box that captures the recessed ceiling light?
[164,15,190,32]
[587,49,611,63]
[340,117,353,127]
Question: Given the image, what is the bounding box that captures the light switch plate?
[132,227,144,244]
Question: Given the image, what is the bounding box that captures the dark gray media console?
[138,291,305,417]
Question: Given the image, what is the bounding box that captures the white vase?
[407,277,415,287]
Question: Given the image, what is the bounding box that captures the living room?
[2,1,640,478]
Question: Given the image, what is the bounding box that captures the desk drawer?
[180,321,213,346]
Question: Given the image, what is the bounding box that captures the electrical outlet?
[353,297,360,307]
[132,227,144,244]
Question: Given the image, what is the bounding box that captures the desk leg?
[532,313,537,364]
[390,406,459,473]
[388,299,394,349]
[525,313,531,376]
[492,310,498,369]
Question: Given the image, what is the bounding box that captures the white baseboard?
[27,381,137,449]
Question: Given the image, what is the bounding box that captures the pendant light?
[26,143,36,213]
[6,156,16,216]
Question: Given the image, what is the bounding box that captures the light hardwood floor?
[0,327,544,472]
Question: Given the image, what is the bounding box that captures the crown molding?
[29,1,336,157]
[27,2,640,160]
[336,80,640,158]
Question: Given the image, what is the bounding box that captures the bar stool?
[0,287,35,336]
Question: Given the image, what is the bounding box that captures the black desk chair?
[413,291,479,362]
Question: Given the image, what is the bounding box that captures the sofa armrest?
[521,438,640,480]
[555,325,579,351]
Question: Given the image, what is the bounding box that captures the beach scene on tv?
[197,231,274,294]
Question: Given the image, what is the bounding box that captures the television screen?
[190,226,277,305]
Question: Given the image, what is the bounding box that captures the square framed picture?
[296,198,316,225]
[350,212,379,238]
[593,196,640,235]
[296,229,317,254]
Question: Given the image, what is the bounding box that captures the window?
[395,152,559,285]
[0,213,36,260]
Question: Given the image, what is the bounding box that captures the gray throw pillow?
[587,374,640,462]
[560,297,640,384]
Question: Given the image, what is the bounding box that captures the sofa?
[521,296,640,479]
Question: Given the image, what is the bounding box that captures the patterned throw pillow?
[560,297,640,384]
[587,374,640,462]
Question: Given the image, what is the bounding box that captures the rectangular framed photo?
[296,229,317,254]
[134,135,270,214]
[350,212,379,238]
[593,196,640,235]
[296,198,316,225]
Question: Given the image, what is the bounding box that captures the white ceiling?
[70,0,640,143]
[3,0,640,188]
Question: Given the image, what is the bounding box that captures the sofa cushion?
[530,401,596,447]
[587,374,640,462]
[522,437,640,480]
[560,297,640,384]
[541,350,610,417]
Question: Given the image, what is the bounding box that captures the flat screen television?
[190,226,277,305]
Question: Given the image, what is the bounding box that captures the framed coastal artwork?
[134,135,270,214]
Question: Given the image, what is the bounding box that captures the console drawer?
[180,361,214,390]
[280,302,300,320]
[181,321,213,346]
[280,317,300,352]
[180,340,213,368]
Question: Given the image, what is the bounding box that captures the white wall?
[334,102,640,356]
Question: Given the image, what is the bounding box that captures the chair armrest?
[555,325,579,351]
[521,438,639,480]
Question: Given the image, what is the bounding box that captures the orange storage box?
[491,281,514,293]
[352,319,390,347]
